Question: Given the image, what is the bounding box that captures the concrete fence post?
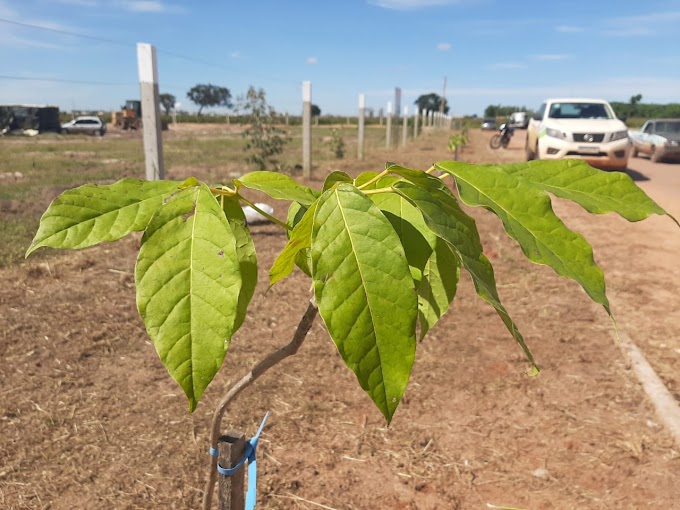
[401,106,408,147]
[357,93,365,161]
[385,101,392,149]
[302,81,312,178]
[413,108,419,138]
[136,43,164,181]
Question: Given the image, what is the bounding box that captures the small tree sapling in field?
[26,159,677,508]
[239,86,289,171]
[328,128,345,159]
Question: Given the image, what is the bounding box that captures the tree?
[414,93,449,114]
[159,93,176,115]
[239,86,289,170]
[26,156,675,508]
[311,104,321,117]
[187,84,232,115]
[629,93,643,117]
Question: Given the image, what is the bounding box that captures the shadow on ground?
[622,167,650,181]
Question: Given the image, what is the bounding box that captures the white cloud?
[121,1,166,12]
[0,32,68,49]
[532,54,570,61]
[555,25,583,33]
[0,0,17,17]
[603,11,680,37]
[230,51,241,60]
[0,2,77,50]
[306,57,318,64]
[369,0,461,10]
[436,42,451,51]
[47,0,183,13]
[49,0,99,6]
[489,62,527,70]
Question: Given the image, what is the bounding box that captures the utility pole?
[441,76,447,114]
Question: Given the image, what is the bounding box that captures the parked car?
[481,118,497,130]
[61,116,107,136]
[525,98,629,171]
[629,119,680,162]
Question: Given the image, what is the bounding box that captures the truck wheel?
[650,146,661,163]
[525,138,536,160]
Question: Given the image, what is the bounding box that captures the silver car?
[61,116,107,136]
[481,118,497,130]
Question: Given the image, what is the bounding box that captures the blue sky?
[1,0,680,116]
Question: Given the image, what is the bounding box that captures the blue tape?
[211,411,270,510]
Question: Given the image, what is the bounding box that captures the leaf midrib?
[188,188,200,402]
[334,188,387,407]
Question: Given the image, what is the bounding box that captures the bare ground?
[2,127,680,510]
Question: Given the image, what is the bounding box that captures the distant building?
[0,105,61,133]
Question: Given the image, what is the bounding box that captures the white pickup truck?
[525,98,630,171]
[629,119,680,162]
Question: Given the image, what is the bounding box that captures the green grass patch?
[0,124,400,267]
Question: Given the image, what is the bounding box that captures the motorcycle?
[489,123,514,149]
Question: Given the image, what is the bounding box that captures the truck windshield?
[548,103,613,120]
[656,121,680,134]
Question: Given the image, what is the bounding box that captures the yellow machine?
[112,100,142,130]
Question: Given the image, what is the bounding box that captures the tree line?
[483,95,680,120]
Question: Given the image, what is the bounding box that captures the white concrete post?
[302,81,312,178]
[357,93,365,160]
[401,106,408,147]
[413,108,418,138]
[137,43,164,180]
[385,101,393,149]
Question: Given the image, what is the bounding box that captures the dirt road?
[1,128,679,510]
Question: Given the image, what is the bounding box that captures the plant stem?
[356,169,390,190]
[362,187,395,196]
[237,195,292,231]
[202,300,318,510]
[211,186,237,197]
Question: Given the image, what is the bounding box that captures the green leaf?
[435,161,610,314]
[235,171,319,206]
[221,196,258,332]
[27,178,180,256]
[371,191,460,340]
[394,181,537,370]
[286,202,312,276]
[312,184,417,422]
[135,183,242,412]
[270,201,317,286]
[492,159,668,222]
[323,170,353,191]
[417,238,461,341]
[353,171,380,188]
[287,201,307,231]
[385,163,452,193]
[370,191,434,284]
